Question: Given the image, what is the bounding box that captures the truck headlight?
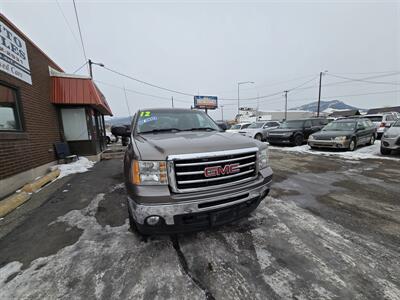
[132,160,168,185]
[309,135,315,140]
[258,149,268,170]
[334,136,347,142]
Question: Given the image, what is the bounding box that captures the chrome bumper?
[128,168,272,225]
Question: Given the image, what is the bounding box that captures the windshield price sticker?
[140,111,152,117]
[138,116,158,125]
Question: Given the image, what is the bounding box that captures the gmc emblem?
[204,163,240,177]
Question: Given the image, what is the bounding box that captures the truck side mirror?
[218,123,227,131]
[111,125,131,137]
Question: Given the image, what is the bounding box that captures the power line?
[72,0,88,64]
[73,61,88,74]
[55,0,81,50]
[326,73,400,85]
[102,66,195,97]
[95,80,191,104]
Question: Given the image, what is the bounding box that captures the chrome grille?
[168,148,258,193]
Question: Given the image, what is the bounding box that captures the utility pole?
[88,59,93,78]
[87,59,104,79]
[221,105,224,121]
[317,71,327,117]
[284,90,288,121]
[171,96,174,108]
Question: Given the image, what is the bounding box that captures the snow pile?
[269,141,400,161]
[54,157,95,178]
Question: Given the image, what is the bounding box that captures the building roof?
[329,109,360,117]
[367,106,400,114]
[50,73,112,116]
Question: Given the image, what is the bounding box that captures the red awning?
[50,76,112,116]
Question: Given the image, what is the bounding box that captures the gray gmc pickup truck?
[112,108,273,235]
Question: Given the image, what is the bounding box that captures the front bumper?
[127,167,272,234]
[308,139,350,149]
[381,137,400,150]
[267,136,294,144]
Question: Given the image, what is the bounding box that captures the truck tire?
[294,134,303,146]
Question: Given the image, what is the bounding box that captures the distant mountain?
[105,116,133,126]
[290,100,362,113]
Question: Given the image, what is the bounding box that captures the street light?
[237,81,255,116]
[88,59,105,78]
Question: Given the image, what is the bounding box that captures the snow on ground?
[269,140,400,161]
[53,157,95,178]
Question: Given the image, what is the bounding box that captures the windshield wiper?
[140,128,182,134]
[183,127,217,131]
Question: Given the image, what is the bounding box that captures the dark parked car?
[267,118,329,146]
[308,118,376,151]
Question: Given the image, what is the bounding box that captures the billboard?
[194,95,218,110]
[0,20,31,84]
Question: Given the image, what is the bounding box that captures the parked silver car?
[381,119,400,155]
[239,121,280,141]
[364,113,398,139]
[226,122,251,134]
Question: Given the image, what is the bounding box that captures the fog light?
[146,215,161,226]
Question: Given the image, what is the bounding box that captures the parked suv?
[381,119,400,155]
[112,108,273,235]
[364,113,397,139]
[239,121,280,141]
[267,118,329,146]
[308,118,376,151]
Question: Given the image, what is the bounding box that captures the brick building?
[0,14,112,198]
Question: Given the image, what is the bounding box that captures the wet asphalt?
[0,149,399,299]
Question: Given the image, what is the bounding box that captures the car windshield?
[365,115,383,122]
[322,121,356,131]
[136,110,220,133]
[248,122,264,128]
[279,120,304,129]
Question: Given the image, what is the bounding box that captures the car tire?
[367,135,375,145]
[106,136,111,144]
[348,138,357,151]
[380,147,392,155]
[255,133,262,141]
[294,134,303,146]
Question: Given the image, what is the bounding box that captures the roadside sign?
[194,95,218,110]
[0,20,32,84]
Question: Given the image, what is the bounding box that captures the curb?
[0,192,31,218]
[0,169,60,218]
[22,169,61,193]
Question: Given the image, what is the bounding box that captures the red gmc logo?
[204,163,240,177]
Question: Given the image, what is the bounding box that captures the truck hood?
[134,131,262,160]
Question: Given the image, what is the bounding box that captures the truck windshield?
[136,110,221,133]
[322,121,356,131]
[280,120,305,129]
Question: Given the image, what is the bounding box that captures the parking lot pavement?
[0,151,399,299]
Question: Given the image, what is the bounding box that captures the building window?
[61,108,89,141]
[0,84,22,131]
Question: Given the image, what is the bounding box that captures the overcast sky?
[1,0,400,119]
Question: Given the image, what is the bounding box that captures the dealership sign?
[0,21,31,84]
[194,95,218,110]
